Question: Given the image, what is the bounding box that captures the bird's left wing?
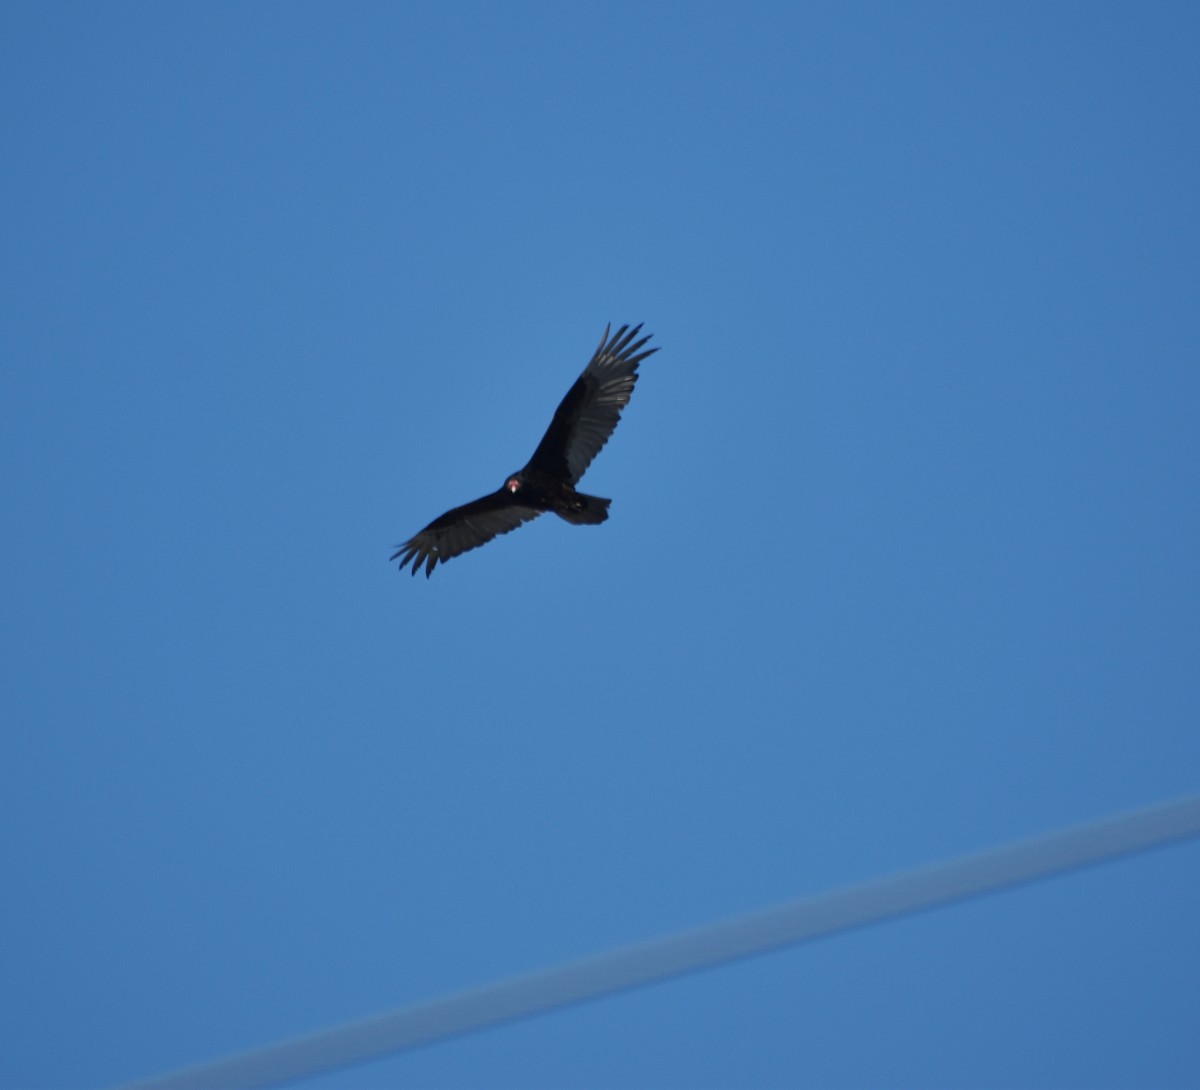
[526,324,657,485]
[391,491,543,577]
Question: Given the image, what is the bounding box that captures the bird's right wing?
[526,324,657,485]
[391,491,543,577]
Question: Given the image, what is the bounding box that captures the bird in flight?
[392,323,658,577]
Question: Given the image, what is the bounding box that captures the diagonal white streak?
[116,792,1200,1090]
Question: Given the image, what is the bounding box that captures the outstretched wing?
[526,323,657,485]
[391,491,543,577]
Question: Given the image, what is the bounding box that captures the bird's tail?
[560,491,610,525]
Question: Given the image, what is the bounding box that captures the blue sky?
[2,3,1198,1087]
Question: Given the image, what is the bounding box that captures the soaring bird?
[392,323,658,577]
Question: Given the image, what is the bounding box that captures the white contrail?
[116,792,1200,1090]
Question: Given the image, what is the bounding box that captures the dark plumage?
[392,323,658,577]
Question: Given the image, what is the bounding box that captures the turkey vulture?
[392,323,658,577]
